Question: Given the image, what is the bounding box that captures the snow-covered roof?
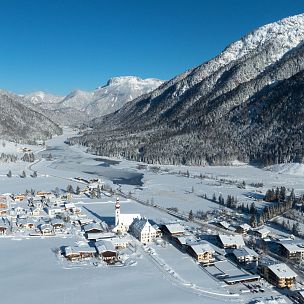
[280,242,304,253]
[78,217,94,225]
[65,203,76,209]
[218,221,230,229]
[268,263,297,279]
[77,245,96,254]
[95,240,116,254]
[238,223,251,230]
[163,223,185,235]
[131,218,156,233]
[83,222,103,233]
[254,227,270,235]
[119,213,140,226]
[51,218,64,226]
[233,247,259,259]
[218,234,245,247]
[175,235,196,246]
[189,242,215,255]
[64,246,79,256]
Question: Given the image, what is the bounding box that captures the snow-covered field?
[0,128,301,303]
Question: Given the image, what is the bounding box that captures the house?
[187,242,215,265]
[131,218,157,244]
[36,191,52,198]
[95,240,117,262]
[232,247,259,269]
[30,207,41,216]
[259,263,297,288]
[14,206,26,216]
[113,198,140,233]
[46,207,62,217]
[110,237,129,249]
[64,202,76,212]
[0,218,9,234]
[16,218,35,229]
[278,242,304,263]
[83,222,103,234]
[14,194,26,202]
[160,223,185,237]
[253,227,270,239]
[217,234,245,249]
[0,209,7,216]
[236,223,252,235]
[0,202,8,210]
[39,224,54,235]
[51,218,64,230]
[77,245,96,259]
[64,246,80,261]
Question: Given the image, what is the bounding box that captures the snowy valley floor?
[0,128,303,303]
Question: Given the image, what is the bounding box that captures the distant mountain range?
[22,76,164,125]
[0,76,162,143]
[67,13,304,166]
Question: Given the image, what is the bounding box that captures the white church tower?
[115,197,120,226]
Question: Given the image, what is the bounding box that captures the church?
[112,197,140,233]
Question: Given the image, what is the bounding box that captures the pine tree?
[20,170,26,178]
[249,202,256,214]
[7,170,12,178]
[188,210,193,220]
[292,222,300,236]
[66,184,74,194]
[249,214,258,228]
[75,185,81,195]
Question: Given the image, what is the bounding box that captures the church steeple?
[115,197,120,226]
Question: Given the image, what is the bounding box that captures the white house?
[131,218,157,244]
[253,227,270,239]
[46,207,62,217]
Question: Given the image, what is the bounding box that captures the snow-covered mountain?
[68,13,304,166]
[23,91,63,105]
[0,90,62,143]
[22,76,163,125]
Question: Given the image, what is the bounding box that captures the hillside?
[0,91,62,143]
[67,13,304,166]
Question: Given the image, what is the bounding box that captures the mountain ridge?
[67,13,304,166]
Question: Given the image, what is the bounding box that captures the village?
[1,176,304,304]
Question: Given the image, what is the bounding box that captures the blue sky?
[0,0,303,95]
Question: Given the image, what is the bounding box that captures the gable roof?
[218,234,245,247]
[163,223,185,234]
[83,222,103,233]
[131,218,156,233]
[95,240,116,254]
[233,246,259,259]
[189,242,215,255]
